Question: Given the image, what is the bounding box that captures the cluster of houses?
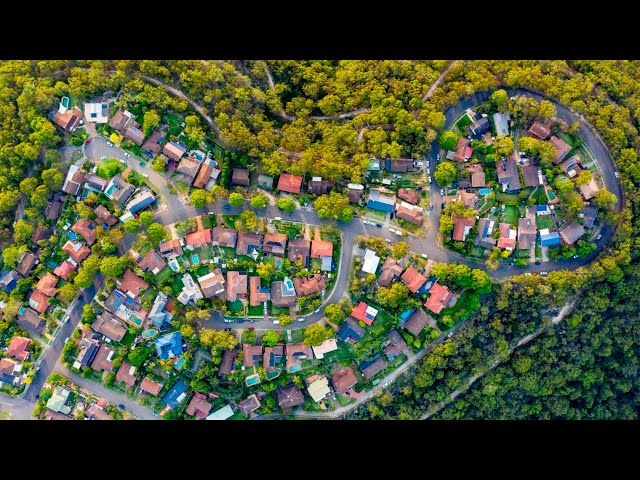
[0,336,35,389]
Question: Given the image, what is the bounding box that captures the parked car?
[124,153,130,158]
[597,234,602,240]
[139,162,145,167]
[119,160,126,165]
[573,255,579,259]
[441,203,445,209]
[100,156,107,160]
[85,138,92,144]
[314,309,320,314]
[614,171,619,178]
[248,326,254,330]
[142,173,149,178]
[376,223,382,228]
[421,254,428,259]
[118,404,125,409]
[106,141,113,146]
[440,189,444,196]
[208,211,215,215]
[540,271,548,276]
[223,204,231,210]
[428,176,432,183]
[429,204,434,210]
[385,239,391,243]
[426,160,430,167]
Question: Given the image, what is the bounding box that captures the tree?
[13,220,33,245]
[276,197,296,213]
[256,262,274,282]
[180,324,195,338]
[493,134,514,157]
[278,314,292,326]
[127,347,150,367]
[490,89,509,113]
[250,194,269,209]
[100,256,126,278]
[323,304,344,323]
[81,304,96,324]
[123,219,141,233]
[314,191,351,220]
[573,169,592,186]
[236,210,260,231]
[303,324,333,346]
[439,215,454,235]
[434,161,457,187]
[337,206,354,223]
[392,241,410,259]
[58,283,79,302]
[74,269,94,288]
[184,115,206,144]
[142,110,160,136]
[74,200,95,219]
[486,248,500,271]
[538,100,556,120]
[199,328,237,352]
[190,189,208,207]
[228,192,244,207]
[2,245,27,268]
[139,211,153,226]
[438,130,458,151]
[376,283,410,310]
[41,168,63,191]
[19,177,39,195]
[242,329,257,345]
[593,188,618,209]
[151,156,166,173]
[262,330,280,347]
[146,223,167,245]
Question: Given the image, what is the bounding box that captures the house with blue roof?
[162,379,188,409]
[126,190,156,214]
[366,189,396,213]
[0,270,20,292]
[336,318,365,343]
[539,228,561,246]
[156,331,183,360]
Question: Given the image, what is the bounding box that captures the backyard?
[502,205,518,225]
[536,214,556,230]
[96,159,123,179]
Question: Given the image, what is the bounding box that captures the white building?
[84,103,109,123]
[362,249,381,275]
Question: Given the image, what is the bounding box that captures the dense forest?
[1,60,640,418]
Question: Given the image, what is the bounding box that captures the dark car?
[85,138,92,144]
[223,204,231,210]
[118,404,125,410]
[441,203,445,209]
[429,205,434,210]
[139,162,145,167]
[376,223,382,228]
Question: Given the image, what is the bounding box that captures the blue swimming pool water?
[169,260,179,271]
[246,376,260,386]
[479,188,492,195]
[192,254,200,264]
[68,231,78,241]
[174,357,186,369]
[105,185,116,197]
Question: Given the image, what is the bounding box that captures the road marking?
[0,401,14,407]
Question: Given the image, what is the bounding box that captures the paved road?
[0,392,36,420]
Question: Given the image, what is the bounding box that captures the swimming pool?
[142,328,158,340]
[245,374,261,386]
[169,260,179,271]
[547,190,557,200]
[192,254,200,265]
[68,231,78,241]
[105,185,116,197]
[479,188,492,195]
[174,357,186,370]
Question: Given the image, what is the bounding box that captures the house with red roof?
[53,260,77,281]
[401,266,427,294]
[6,336,31,361]
[184,228,212,247]
[29,290,51,314]
[71,218,97,245]
[424,282,458,314]
[451,215,476,242]
[350,302,378,326]
[36,272,58,297]
[277,173,303,194]
[118,269,149,299]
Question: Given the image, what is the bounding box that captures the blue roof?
[0,270,19,292]
[359,354,381,371]
[540,232,560,246]
[128,195,156,213]
[162,379,188,408]
[336,318,365,342]
[155,331,183,360]
[367,199,394,213]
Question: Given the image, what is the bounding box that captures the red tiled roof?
[29,290,50,314]
[226,271,248,302]
[395,204,423,226]
[331,367,358,395]
[53,260,77,281]
[277,173,303,194]
[311,240,333,258]
[549,135,572,164]
[162,142,186,162]
[498,237,517,249]
[137,250,166,274]
[350,302,375,326]
[397,189,420,204]
[71,218,97,245]
[62,240,90,263]
[292,274,326,297]
[118,269,149,298]
[451,215,476,242]
[115,362,138,387]
[94,205,118,227]
[401,267,427,293]
[528,121,551,140]
[424,282,452,314]
[249,276,269,306]
[6,336,30,361]
[140,377,163,396]
[36,272,58,297]
[185,392,213,418]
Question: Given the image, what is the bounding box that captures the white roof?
[83,103,108,123]
[312,338,338,359]
[540,228,550,236]
[307,376,330,402]
[362,249,380,274]
[347,183,364,191]
[206,404,234,420]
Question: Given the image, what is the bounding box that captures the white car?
[540,271,548,276]
[142,173,149,178]
[385,239,391,243]
[614,171,619,178]
[208,211,215,215]
[426,161,430,167]
[428,176,432,183]
[100,156,107,160]
[119,160,126,165]
[106,141,113,146]
[436,154,440,160]
[124,153,130,158]
[314,309,320,314]
[440,189,444,196]
[597,234,602,240]
[421,254,428,259]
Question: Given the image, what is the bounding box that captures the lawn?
[228,410,245,420]
[155,266,173,285]
[495,191,520,205]
[322,341,352,362]
[120,330,136,346]
[194,246,213,262]
[247,304,265,316]
[310,258,323,271]
[531,186,549,205]
[439,289,480,325]
[271,305,290,316]
[291,329,304,343]
[175,181,190,194]
[164,112,184,137]
[536,214,556,230]
[336,395,354,406]
[469,246,486,258]
[363,208,387,222]
[201,214,217,229]
[170,276,184,296]
[96,159,123,179]
[222,215,238,229]
[502,205,518,225]
[227,300,243,313]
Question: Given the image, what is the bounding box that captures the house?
[115,362,138,387]
[405,306,436,334]
[362,249,380,275]
[218,349,238,376]
[155,332,183,360]
[332,367,358,395]
[198,269,226,300]
[347,183,365,204]
[529,120,552,140]
[148,292,173,328]
[277,172,304,194]
[53,107,83,132]
[451,214,476,242]
[397,188,420,205]
[243,344,263,367]
[467,117,490,137]
[521,165,541,188]
[7,336,31,361]
[401,266,427,293]
[384,158,416,173]
[126,190,156,213]
[138,250,166,274]
[85,404,113,420]
[336,317,365,343]
[84,102,108,123]
[32,225,51,243]
[493,112,511,136]
[108,108,133,131]
[580,205,598,228]
[45,196,63,220]
[249,276,269,306]
[539,228,561,247]
[395,201,423,226]
[186,392,213,419]
[162,379,188,409]
[71,218,97,245]
[46,386,71,414]
[579,177,600,200]
[257,174,274,190]
[141,129,164,155]
[350,302,378,326]
[264,344,284,373]
[482,132,493,145]
[378,256,404,287]
[17,307,44,335]
[424,282,458,314]
[76,338,100,369]
[468,164,486,188]
[286,343,313,373]
[177,273,204,305]
[559,222,586,246]
[385,329,411,357]
[453,138,474,162]
[293,274,326,297]
[475,218,497,249]
[193,157,216,189]
[360,355,388,380]
[497,223,517,250]
[158,239,183,257]
[123,124,145,145]
[62,165,86,196]
[367,189,396,213]
[36,272,58,297]
[308,177,334,195]
[307,375,331,402]
[105,176,134,205]
[287,238,311,267]
[205,404,235,420]
[518,217,537,250]
[312,338,338,359]
[561,155,582,178]
[91,311,126,342]
[496,159,521,193]
[236,231,263,256]
[0,357,21,386]
[0,270,19,292]
[62,240,91,264]
[29,290,50,314]
[211,227,237,248]
[271,278,297,307]
[184,228,212,247]
[238,394,261,416]
[226,271,248,302]
[311,239,333,271]
[139,377,163,396]
[94,205,118,227]
[176,158,201,184]
[118,270,149,299]
[549,136,572,164]
[276,384,305,409]
[91,344,115,373]
[163,142,187,162]
[231,168,250,186]
[263,232,288,255]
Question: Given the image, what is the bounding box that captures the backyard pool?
[479,188,492,195]
[142,328,158,340]
[105,185,116,197]
[547,190,557,200]
[174,357,186,370]
[169,260,179,271]
[192,254,200,265]
[246,374,261,386]
[67,231,78,241]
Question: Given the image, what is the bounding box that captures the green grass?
[310,258,323,271]
[195,265,209,276]
[456,113,472,129]
[96,159,123,179]
[141,288,157,305]
[248,304,265,316]
[439,289,478,321]
[322,341,352,362]
[495,191,520,205]
[560,133,577,148]
[222,215,238,229]
[155,266,173,285]
[175,181,190,194]
[120,330,136,346]
[536,214,556,230]
[336,395,354,406]
[502,205,518,225]
[164,112,184,138]
[291,329,304,343]
[170,276,184,296]
[227,300,243,313]
[469,246,485,258]
[228,409,245,420]
[531,186,549,205]
[363,208,387,222]
[271,305,290,316]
